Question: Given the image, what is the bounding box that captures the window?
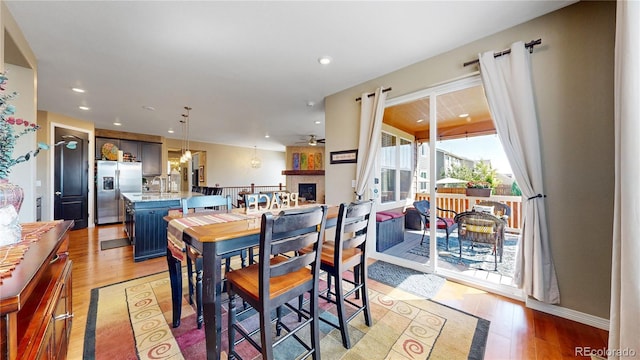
[380,132,413,203]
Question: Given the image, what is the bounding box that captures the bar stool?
[303,200,374,348]
[226,206,328,360]
[181,195,247,329]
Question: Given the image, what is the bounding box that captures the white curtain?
[479,42,560,304]
[609,1,640,358]
[355,87,387,200]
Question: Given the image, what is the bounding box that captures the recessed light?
[72,87,85,93]
[458,113,469,118]
[78,106,90,111]
[113,122,122,126]
[142,105,156,111]
[416,118,424,123]
[307,101,315,107]
[314,120,322,125]
[168,128,174,134]
[318,56,332,65]
[265,134,270,138]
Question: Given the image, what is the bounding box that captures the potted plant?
[466,181,492,197]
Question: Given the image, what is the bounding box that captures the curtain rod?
[463,38,542,67]
[355,87,392,102]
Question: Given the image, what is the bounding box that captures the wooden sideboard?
[0,220,74,360]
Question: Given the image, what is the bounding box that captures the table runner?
[0,220,63,282]
[167,212,260,261]
[166,204,325,261]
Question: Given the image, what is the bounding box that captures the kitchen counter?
[122,191,201,203]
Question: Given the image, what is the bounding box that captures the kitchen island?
[122,192,200,261]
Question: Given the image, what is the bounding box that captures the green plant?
[447,161,500,189]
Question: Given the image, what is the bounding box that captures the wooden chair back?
[258,206,328,299]
[182,195,232,214]
[334,200,373,264]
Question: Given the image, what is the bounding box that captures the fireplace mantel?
[281,170,325,176]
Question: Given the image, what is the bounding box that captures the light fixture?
[180,106,192,163]
[314,120,322,125]
[78,105,90,111]
[265,134,270,138]
[113,122,122,126]
[167,128,174,134]
[308,135,318,146]
[72,87,85,93]
[416,118,424,123]
[458,113,469,118]
[142,105,156,111]
[318,56,332,65]
[250,146,262,168]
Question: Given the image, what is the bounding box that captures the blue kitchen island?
[122,192,200,262]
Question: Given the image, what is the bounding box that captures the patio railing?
[414,192,523,233]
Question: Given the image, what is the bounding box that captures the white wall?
[325,1,615,320]
[165,138,286,187]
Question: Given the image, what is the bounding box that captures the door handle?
[55,191,62,196]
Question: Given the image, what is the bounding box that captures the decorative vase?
[465,188,491,197]
[0,178,24,213]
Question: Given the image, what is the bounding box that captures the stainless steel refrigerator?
[96,160,142,224]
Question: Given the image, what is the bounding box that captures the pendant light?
[250,146,261,168]
[179,106,192,163]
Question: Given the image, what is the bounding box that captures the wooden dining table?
[165,205,339,360]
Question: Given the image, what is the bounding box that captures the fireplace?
[298,183,317,202]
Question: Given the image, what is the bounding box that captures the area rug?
[407,231,517,276]
[368,260,446,299]
[100,237,131,250]
[85,267,489,359]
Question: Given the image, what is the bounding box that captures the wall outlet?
[351,180,356,188]
[36,180,42,187]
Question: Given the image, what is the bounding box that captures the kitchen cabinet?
[95,137,162,176]
[1,220,74,360]
[119,139,140,161]
[95,137,119,160]
[141,142,162,176]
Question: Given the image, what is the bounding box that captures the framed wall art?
[330,149,358,164]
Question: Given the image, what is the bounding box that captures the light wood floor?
[66,224,608,359]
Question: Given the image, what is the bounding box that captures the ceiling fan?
[296,135,325,146]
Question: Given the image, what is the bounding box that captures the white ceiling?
[5,1,575,152]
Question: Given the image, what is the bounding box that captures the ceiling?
[4,1,575,152]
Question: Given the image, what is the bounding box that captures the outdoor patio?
[380,228,520,287]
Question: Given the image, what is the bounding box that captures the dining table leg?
[166,247,182,328]
[201,242,223,360]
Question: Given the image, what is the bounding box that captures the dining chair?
[413,200,458,250]
[181,195,247,329]
[311,200,374,349]
[226,206,328,360]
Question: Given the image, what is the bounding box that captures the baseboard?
[526,298,610,330]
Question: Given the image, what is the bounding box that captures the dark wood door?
[54,127,89,229]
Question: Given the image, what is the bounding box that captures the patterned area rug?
[85,266,489,359]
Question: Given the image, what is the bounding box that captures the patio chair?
[412,200,458,250]
[454,211,505,271]
[475,200,511,221]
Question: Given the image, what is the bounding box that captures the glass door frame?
[371,74,524,300]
